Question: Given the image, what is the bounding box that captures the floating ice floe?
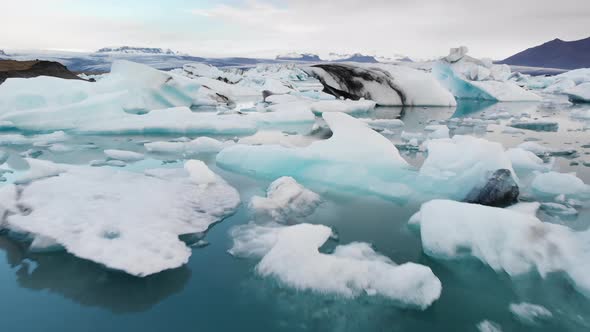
[419,135,516,200]
[144,137,234,155]
[477,320,503,332]
[0,159,240,277]
[229,223,441,309]
[517,141,576,157]
[509,302,553,325]
[531,171,589,197]
[310,99,376,114]
[410,200,590,297]
[237,130,316,148]
[104,149,145,162]
[506,148,551,172]
[433,47,541,102]
[217,112,413,200]
[250,177,322,223]
[305,63,456,106]
[0,61,314,134]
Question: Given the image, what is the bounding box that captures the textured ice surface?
[306,63,456,106]
[531,172,589,197]
[310,99,376,114]
[144,137,233,155]
[237,131,315,148]
[506,148,551,172]
[217,112,413,200]
[104,149,145,162]
[0,159,240,276]
[419,135,516,199]
[230,223,441,309]
[433,63,541,102]
[249,177,321,223]
[566,82,590,103]
[411,200,590,297]
[509,302,553,325]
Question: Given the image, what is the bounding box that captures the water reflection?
[0,235,190,313]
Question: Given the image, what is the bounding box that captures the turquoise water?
[1,100,590,331]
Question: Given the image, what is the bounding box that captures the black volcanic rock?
[0,60,88,84]
[465,169,519,207]
[498,37,590,70]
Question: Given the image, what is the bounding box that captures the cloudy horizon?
[2,0,589,60]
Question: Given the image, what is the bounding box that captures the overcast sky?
[1,0,588,59]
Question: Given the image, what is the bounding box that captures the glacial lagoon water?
[1,100,590,332]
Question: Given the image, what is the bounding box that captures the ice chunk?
[104,149,145,162]
[424,125,450,139]
[517,142,575,157]
[509,302,553,325]
[477,320,503,332]
[144,137,232,155]
[237,131,315,148]
[0,160,240,276]
[250,177,321,223]
[184,160,217,186]
[306,63,456,106]
[434,63,541,102]
[445,46,469,63]
[310,99,376,114]
[507,148,551,172]
[217,112,413,200]
[509,120,558,132]
[531,172,589,196]
[230,223,441,309]
[419,135,516,199]
[411,200,590,297]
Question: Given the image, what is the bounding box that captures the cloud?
[0,0,588,59]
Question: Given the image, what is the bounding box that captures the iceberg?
[229,223,441,309]
[249,177,322,223]
[104,149,145,162]
[305,63,456,106]
[0,159,240,277]
[310,99,376,114]
[217,112,414,200]
[419,135,516,200]
[144,137,233,155]
[433,63,541,102]
[410,200,590,297]
[531,172,589,197]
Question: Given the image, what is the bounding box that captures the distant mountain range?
[498,37,590,70]
[276,53,322,61]
[96,46,180,55]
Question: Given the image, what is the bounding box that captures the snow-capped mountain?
[96,46,180,56]
[327,53,378,63]
[276,53,322,61]
[0,50,8,58]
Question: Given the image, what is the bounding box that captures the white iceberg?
[229,223,441,309]
[0,159,240,277]
[217,112,413,200]
[531,172,589,196]
[104,149,145,162]
[310,99,376,114]
[410,199,590,297]
[144,137,233,155]
[249,177,322,223]
[305,63,456,106]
